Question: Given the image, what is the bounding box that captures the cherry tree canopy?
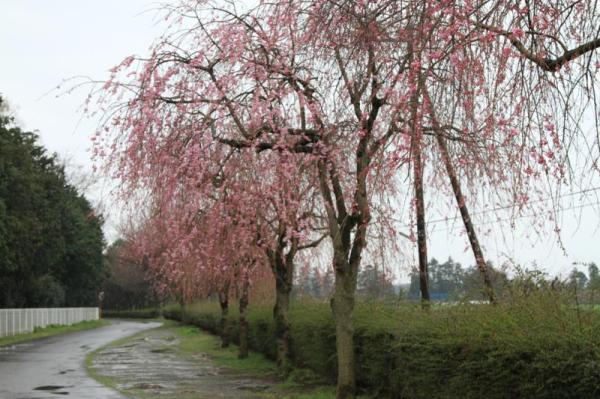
[94,1,600,397]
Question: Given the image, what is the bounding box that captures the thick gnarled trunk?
[273,256,294,375]
[331,259,359,399]
[318,146,370,398]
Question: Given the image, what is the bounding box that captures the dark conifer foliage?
[0,96,106,307]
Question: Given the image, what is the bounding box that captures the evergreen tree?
[0,96,106,307]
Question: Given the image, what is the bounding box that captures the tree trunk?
[273,256,294,375]
[316,127,370,398]
[238,270,250,359]
[218,281,230,348]
[331,260,358,399]
[433,130,496,303]
[179,298,189,324]
[408,65,430,309]
[412,129,430,308]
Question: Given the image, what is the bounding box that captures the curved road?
[0,319,161,399]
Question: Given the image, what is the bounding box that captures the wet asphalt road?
[0,319,161,399]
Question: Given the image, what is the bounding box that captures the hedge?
[102,308,162,319]
[162,295,600,398]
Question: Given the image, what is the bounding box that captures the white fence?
[0,307,99,338]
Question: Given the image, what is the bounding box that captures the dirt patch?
[89,328,275,398]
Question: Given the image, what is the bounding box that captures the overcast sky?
[1,0,165,241]
[1,1,598,281]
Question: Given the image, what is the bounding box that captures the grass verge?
[0,319,109,347]
[176,323,277,376]
[176,324,341,398]
[86,320,339,399]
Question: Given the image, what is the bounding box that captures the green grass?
[85,349,121,393]
[0,319,109,347]
[176,324,277,376]
[175,324,346,398]
[261,388,336,399]
[174,323,370,398]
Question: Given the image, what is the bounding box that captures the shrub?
[163,294,600,398]
[102,308,161,319]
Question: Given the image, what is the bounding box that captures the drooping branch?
[216,137,316,154]
[474,21,600,72]
[298,233,328,250]
[424,89,496,304]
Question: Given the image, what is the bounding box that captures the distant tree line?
[407,258,508,302]
[294,263,395,301]
[0,96,106,308]
[293,258,600,304]
[101,239,159,310]
[407,258,600,303]
[566,262,600,302]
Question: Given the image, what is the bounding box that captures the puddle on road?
[0,343,34,353]
[57,368,75,375]
[33,385,71,396]
[34,386,67,391]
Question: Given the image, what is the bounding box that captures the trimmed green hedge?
[163,296,600,398]
[102,308,161,319]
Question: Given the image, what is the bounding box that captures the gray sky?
[1,0,165,241]
[1,1,598,281]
